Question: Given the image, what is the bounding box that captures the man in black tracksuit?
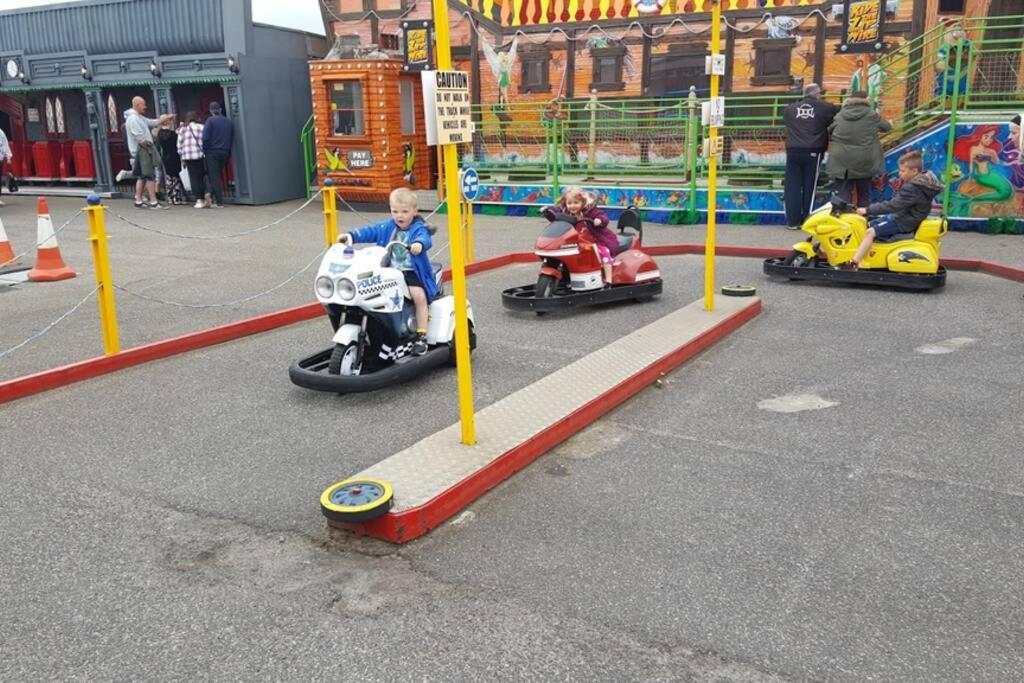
[782,84,839,229]
[202,101,234,208]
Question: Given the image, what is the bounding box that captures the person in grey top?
[123,96,174,208]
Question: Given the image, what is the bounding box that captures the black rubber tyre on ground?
[328,342,362,376]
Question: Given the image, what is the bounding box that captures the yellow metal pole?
[323,180,338,246]
[433,0,476,445]
[85,194,120,355]
[704,0,721,312]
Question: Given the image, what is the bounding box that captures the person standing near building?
[0,126,12,207]
[124,96,175,209]
[157,120,184,204]
[782,83,839,229]
[202,102,233,209]
[177,112,208,209]
[826,91,892,208]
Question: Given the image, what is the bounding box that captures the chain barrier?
[331,195,446,227]
[107,190,323,241]
[0,285,99,361]
[113,248,327,309]
[0,210,83,270]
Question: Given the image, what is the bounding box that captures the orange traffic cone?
[0,216,17,268]
[28,198,75,282]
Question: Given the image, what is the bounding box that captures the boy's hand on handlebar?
[410,242,423,255]
[338,234,352,245]
[856,208,867,216]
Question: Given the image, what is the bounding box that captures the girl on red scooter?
[554,187,615,286]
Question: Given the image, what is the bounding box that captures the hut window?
[55,97,66,135]
[45,97,56,134]
[590,47,627,92]
[107,94,119,133]
[338,0,362,13]
[938,0,964,11]
[399,80,415,135]
[752,38,796,86]
[330,80,365,136]
[519,52,551,94]
[377,0,403,11]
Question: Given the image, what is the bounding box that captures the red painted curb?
[0,302,323,405]
[979,260,1024,282]
[337,298,763,543]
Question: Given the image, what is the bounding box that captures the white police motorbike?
[288,233,476,393]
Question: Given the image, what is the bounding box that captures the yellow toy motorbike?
[763,197,947,290]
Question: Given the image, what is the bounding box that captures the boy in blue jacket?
[340,188,436,355]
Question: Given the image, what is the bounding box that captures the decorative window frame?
[751,37,797,87]
[107,94,119,133]
[519,49,552,94]
[326,77,369,140]
[45,97,56,134]
[589,46,627,92]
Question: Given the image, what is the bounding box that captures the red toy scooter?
[502,205,662,313]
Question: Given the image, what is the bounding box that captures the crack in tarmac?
[611,421,1024,501]
[135,487,794,680]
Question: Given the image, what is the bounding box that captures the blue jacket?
[349,217,437,301]
[202,115,234,155]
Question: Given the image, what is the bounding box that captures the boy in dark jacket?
[844,150,943,269]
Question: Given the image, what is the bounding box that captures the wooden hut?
[309,58,434,203]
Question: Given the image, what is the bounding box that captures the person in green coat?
[826,92,892,207]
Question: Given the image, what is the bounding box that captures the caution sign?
[839,0,886,54]
[421,70,472,146]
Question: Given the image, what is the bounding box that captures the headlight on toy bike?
[315,276,335,299]
[337,278,356,301]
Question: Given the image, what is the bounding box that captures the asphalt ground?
[2,192,1024,680]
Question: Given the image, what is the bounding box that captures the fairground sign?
[839,0,886,54]
[402,20,434,72]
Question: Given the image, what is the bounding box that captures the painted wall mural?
[880,120,1024,223]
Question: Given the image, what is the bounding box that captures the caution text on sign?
[421,70,472,146]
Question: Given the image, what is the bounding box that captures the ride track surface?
[3,249,1022,680]
[3,242,1022,405]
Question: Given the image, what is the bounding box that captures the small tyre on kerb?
[320,478,394,524]
[721,284,757,297]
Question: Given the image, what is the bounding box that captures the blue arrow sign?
[460,167,480,202]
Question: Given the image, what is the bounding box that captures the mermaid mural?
[951,125,1014,215]
[998,114,1024,190]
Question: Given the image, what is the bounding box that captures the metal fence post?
[85,194,120,356]
[941,36,965,218]
[322,179,338,246]
[686,86,699,223]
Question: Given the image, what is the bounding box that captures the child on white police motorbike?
[339,188,435,355]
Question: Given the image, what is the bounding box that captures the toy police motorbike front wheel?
[328,342,362,376]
